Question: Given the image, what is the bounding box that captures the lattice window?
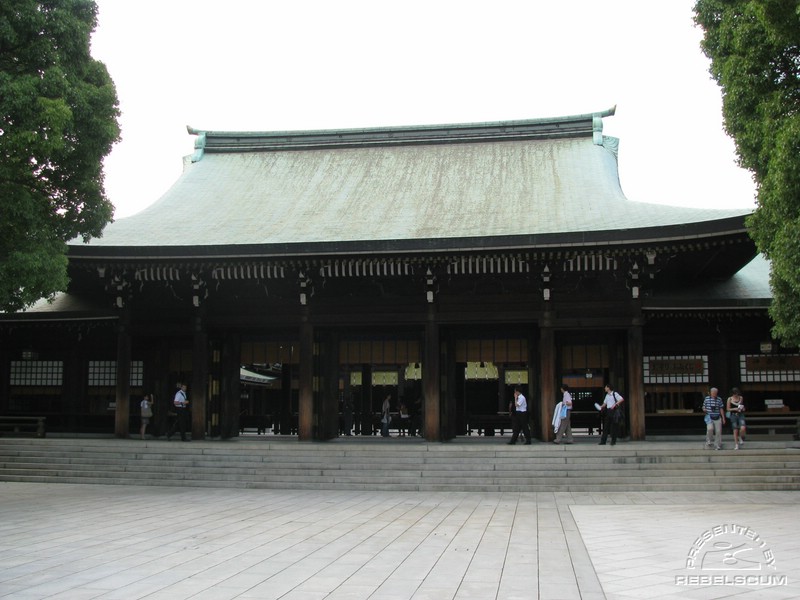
[504,370,529,385]
[9,361,63,386]
[643,355,708,384]
[740,354,800,383]
[88,361,144,386]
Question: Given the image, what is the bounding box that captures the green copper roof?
[74,110,751,254]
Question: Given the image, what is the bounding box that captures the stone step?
[1,438,798,492]
[2,446,795,459]
[4,461,799,482]
[3,457,799,477]
[2,473,798,493]
[3,460,795,476]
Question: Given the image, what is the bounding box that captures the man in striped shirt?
[703,387,726,450]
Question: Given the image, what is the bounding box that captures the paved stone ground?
[0,483,797,599]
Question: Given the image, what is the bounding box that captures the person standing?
[398,401,410,436]
[554,384,573,444]
[168,383,190,441]
[726,387,746,450]
[139,394,153,440]
[704,387,726,450]
[507,388,532,445]
[599,384,624,446]
[342,396,353,436]
[381,394,391,437]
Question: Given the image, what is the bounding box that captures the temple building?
[1,107,791,441]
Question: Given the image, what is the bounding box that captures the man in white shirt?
[599,383,623,446]
[167,383,190,441]
[507,388,532,445]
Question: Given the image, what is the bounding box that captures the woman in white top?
[139,394,153,440]
[726,387,746,450]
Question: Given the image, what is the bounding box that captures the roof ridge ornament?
[187,125,206,162]
[592,105,616,145]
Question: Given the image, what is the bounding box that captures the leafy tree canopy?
[695,0,800,346]
[0,0,119,312]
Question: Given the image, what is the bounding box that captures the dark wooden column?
[423,306,441,441]
[279,364,293,434]
[153,339,170,437]
[359,364,373,435]
[538,319,556,442]
[0,331,9,414]
[63,329,85,433]
[191,312,208,440]
[317,330,340,440]
[114,310,131,438]
[298,316,314,441]
[627,322,645,440]
[715,331,731,400]
[220,332,241,439]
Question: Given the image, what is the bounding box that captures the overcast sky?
[90,0,757,220]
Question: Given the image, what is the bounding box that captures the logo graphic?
[676,523,787,587]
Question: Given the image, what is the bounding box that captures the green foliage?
[0,0,119,312]
[695,0,800,345]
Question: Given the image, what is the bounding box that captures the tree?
[694,0,800,345]
[0,0,119,312]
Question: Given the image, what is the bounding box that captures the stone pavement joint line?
[0,484,797,599]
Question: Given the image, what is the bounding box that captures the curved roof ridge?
[187,107,618,154]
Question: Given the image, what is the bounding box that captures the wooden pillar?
[279,364,293,434]
[627,322,645,440]
[496,365,506,413]
[317,330,339,440]
[450,354,464,439]
[0,331,9,414]
[715,331,731,400]
[342,365,352,436]
[359,364,373,435]
[114,310,131,438]
[538,321,556,442]
[423,307,441,441]
[153,339,170,437]
[220,332,241,439]
[63,328,85,432]
[298,317,314,441]
[191,312,208,440]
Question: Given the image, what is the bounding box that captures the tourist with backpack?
[599,384,624,446]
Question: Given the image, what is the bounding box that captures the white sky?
[90,0,757,220]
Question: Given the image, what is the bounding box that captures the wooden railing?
[0,416,46,438]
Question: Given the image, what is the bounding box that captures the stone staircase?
[0,437,799,492]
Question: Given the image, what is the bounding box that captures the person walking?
[704,387,726,450]
[139,394,153,439]
[380,395,391,437]
[167,383,190,441]
[554,384,573,444]
[726,387,746,450]
[599,384,624,446]
[507,388,532,445]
